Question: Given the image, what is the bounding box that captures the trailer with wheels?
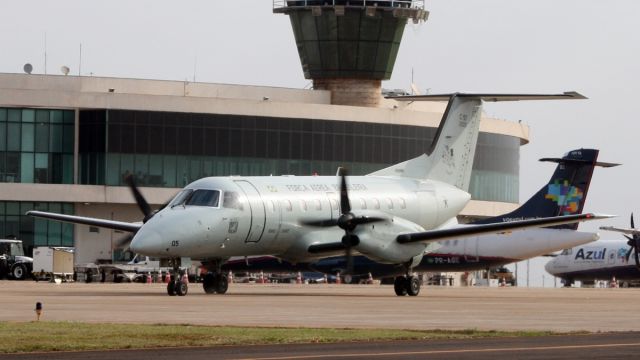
[32,247,74,282]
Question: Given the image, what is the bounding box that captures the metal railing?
[273,0,425,10]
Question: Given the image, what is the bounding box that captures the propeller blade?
[345,245,354,275]
[624,234,634,246]
[631,213,635,229]
[625,247,633,262]
[341,234,359,275]
[300,219,339,227]
[351,216,386,226]
[338,167,351,215]
[125,175,152,220]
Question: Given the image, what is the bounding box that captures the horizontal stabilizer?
[397,213,613,244]
[386,91,587,102]
[539,158,621,168]
[27,210,142,233]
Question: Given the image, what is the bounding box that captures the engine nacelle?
[355,216,439,264]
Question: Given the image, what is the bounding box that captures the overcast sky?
[1,0,638,286]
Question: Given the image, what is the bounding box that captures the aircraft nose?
[130,227,162,255]
[544,259,556,274]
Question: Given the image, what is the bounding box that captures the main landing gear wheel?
[394,276,408,296]
[407,276,420,296]
[203,273,216,294]
[394,275,421,296]
[215,274,228,294]
[202,273,229,294]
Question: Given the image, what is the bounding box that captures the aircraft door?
[234,180,266,243]
[464,237,479,263]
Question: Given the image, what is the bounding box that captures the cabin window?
[386,198,393,210]
[222,191,243,210]
[399,198,407,209]
[314,199,322,211]
[185,189,220,207]
[359,198,367,210]
[372,198,380,210]
[283,199,293,212]
[330,199,338,210]
[270,200,277,213]
[300,200,308,212]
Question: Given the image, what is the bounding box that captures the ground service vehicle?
[0,239,33,280]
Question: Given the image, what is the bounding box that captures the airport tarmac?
[1,281,639,332]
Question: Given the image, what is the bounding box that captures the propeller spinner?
[117,175,169,249]
[302,168,385,273]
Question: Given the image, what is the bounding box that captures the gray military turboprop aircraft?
[28,92,609,297]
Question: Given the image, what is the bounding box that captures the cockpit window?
[223,191,244,210]
[185,190,220,207]
[169,189,193,207]
[560,249,573,256]
[170,189,220,207]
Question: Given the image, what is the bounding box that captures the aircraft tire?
[167,280,177,296]
[394,276,408,296]
[176,281,188,296]
[407,276,420,296]
[215,274,228,294]
[203,273,217,294]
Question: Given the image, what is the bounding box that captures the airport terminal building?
[0,73,528,263]
[0,1,529,264]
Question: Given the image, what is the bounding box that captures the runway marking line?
[235,342,640,360]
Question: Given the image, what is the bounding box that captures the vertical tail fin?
[368,94,481,190]
[474,148,619,229]
[369,92,586,193]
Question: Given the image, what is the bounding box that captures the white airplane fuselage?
[425,228,600,268]
[130,174,469,264]
[545,240,640,282]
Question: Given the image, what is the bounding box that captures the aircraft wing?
[396,213,612,244]
[599,226,640,236]
[27,210,142,233]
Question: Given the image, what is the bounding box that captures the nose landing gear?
[394,274,420,296]
[166,263,189,296]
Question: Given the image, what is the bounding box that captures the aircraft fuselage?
[130,174,470,264]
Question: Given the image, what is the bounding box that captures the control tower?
[274,1,428,107]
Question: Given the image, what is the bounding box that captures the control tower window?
[185,190,220,207]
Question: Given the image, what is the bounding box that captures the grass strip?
[0,321,567,354]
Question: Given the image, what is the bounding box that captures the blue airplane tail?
[474,148,617,230]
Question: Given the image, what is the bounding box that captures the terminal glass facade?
[0,201,74,254]
[79,109,519,203]
[0,108,74,184]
